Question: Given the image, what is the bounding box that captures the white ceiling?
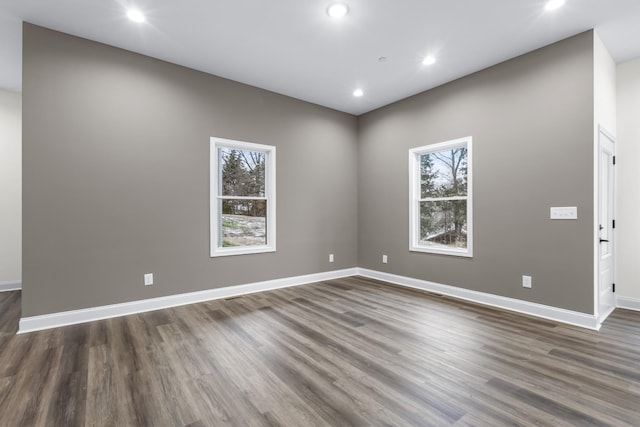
[1,0,639,115]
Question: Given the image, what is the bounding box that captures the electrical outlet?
[144,273,154,286]
[329,254,334,263]
[382,255,388,264]
[522,275,532,289]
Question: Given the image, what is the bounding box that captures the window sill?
[410,245,473,258]
[210,246,276,258]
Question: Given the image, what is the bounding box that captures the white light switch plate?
[550,206,577,220]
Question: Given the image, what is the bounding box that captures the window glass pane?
[220,200,267,247]
[420,200,467,249]
[219,148,266,197]
[420,148,468,198]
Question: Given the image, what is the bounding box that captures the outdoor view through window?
[410,137,472,256]
[211,137,275,257]
[220,148,266,247]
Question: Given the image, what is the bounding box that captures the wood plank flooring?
[1,276,639,426]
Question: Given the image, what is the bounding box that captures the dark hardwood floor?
[0,276,639,426]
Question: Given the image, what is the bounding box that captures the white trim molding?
[0,280,21,292]
[617,296,640,312]
[356,268,600,330]
[19,267,610,334]
[19,268,358,334]
[597,305,616,326]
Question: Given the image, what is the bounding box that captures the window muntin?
[409,137,472,257]
[211,138,275,257]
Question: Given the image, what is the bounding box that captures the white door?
[598,129,616,322]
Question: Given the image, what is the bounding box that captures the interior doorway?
[598,127,616,324]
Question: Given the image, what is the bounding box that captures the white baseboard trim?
[356,268,600,330]
[17,266,608,333]
[0,280,21,292]
[597,304,616,325]
[18,268,358,334]
[616,296,640,312]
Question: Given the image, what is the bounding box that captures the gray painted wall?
[23,24,597,318]
[22,24,358,316]
[357,32,595,314]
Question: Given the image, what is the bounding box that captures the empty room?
[1,0,640,425]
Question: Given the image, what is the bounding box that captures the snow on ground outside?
[222,214,266,247]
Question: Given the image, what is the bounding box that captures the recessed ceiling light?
[127,9,146,23]
[353,88,364,97]
[327,3,349,18]
[544,0,565,11]
[422,55,436,66]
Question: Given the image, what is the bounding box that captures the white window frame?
[210,137,276,257]
[409,136,473,257]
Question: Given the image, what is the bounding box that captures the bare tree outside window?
[420,148,468,247]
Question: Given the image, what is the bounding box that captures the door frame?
[596,125,616,325]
